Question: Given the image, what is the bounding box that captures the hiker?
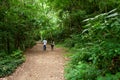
[43,39,47,51]
[51,40,55,50]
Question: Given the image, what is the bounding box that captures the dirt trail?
[0,43,65,80]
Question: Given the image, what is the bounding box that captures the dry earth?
[0,43,65,80]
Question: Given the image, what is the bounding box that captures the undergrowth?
[0,50,25,77]
[64,9,120,80]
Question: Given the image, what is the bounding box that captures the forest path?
[0,43,65,80]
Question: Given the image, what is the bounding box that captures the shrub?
[65,62,100,80]
[0,50,25,77]
[64,9,120,80]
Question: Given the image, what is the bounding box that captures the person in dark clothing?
[51,40,55,50]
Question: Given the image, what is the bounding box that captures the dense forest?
[0,0,120,79]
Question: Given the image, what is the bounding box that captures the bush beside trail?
[0,50,25,77]
[64,9,120,80]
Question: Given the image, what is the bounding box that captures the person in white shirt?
[43,39,47,51]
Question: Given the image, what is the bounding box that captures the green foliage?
[65,62,100,80]
[0,50,25,77]
[48,0,120,40]
[64,9,120,80]
[97,72,120,80]
[0,0,47,52]
[1,0,120,79]
[0,0,47,77]
[63,34,83,48]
